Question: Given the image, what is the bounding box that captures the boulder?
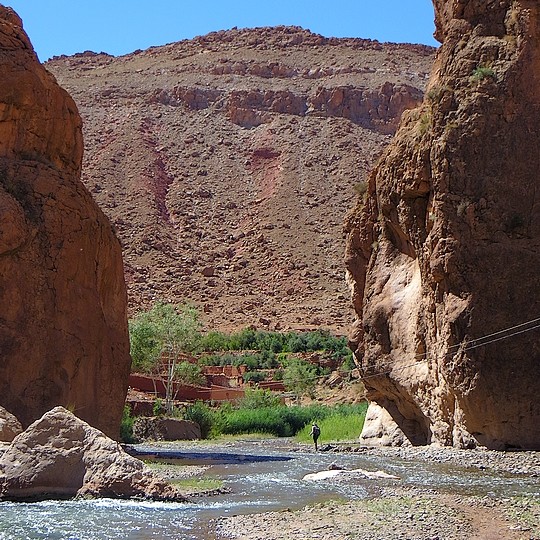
[0,7,131,438]
[0,406,22,442]
[133,416,202,442]
[303,467,399,481]
[345,0,540,449]
[0,407,186,502]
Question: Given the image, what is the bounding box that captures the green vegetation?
[169,477,223,493]
[282,358,318,401]
[417,111,432,135]
[426,85,448,104]
[295,402,368,443]
[242,370,267,384]
[179,399,367,440]
[471,65,496,82]
[184,401,215,439]
[174,361,206,386]
[239,388,282,409]
[363,495,415,516]
[199,327,351,357]
[144,461,224,493]
[129,302,353,390]
[130,301,202,371]
[505,496,540,536]
[124,303,364,444]
[120,405,136,443]
[129,301,202,413]
[121,397,367,443]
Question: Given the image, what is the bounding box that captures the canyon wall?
[0,7,131,438]
[345,0,540,449]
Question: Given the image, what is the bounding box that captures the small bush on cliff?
[471,65,495,82]
[417,111,432,135]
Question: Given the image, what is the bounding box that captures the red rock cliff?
[345,0,540,449]
[0,7,131,438]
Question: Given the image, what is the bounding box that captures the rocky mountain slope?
[0,7,130,438]
[345,0,540,449]
[46,27,435,334]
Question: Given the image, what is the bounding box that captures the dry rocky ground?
[46,27,435,334]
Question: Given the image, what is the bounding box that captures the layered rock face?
[0,8,131,438]
[345,1,540,449]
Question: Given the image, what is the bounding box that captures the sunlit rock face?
[0,7,131,438]
[345,0,540,449]
[0,407,186,501]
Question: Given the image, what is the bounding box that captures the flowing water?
[1,439,538,540]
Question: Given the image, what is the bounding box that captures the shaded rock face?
[0,8,131,438]
[0,406,22,442]
[345,1,540,449]
[0,407,185,501]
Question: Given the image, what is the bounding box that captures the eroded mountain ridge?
[46,26,435,333]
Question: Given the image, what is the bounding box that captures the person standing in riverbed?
[310,422,321,451]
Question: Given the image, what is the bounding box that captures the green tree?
[129,301,202,414]
[239,388,282,409]
[283,359,318,402]
[175,361,206,387]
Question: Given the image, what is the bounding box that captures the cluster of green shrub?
[198,328,354,375]
[123,303,364,443]
[129,303,354,376]
[122,389,367,443]
[199,327,351,358]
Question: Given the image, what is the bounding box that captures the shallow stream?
[1,439,538,539]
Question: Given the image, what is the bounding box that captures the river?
[0,438,538,539]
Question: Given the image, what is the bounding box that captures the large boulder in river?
[0,406,22,442]
[0,407,186,501]
[345,1,540,449]
[0,7,131,438]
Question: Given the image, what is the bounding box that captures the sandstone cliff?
[0,7,131,438]
[345,1,540,449]
[46,27,434,333]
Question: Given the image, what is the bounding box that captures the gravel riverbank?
[215,444,540,540]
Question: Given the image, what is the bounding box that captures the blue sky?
[4,1,438,62]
